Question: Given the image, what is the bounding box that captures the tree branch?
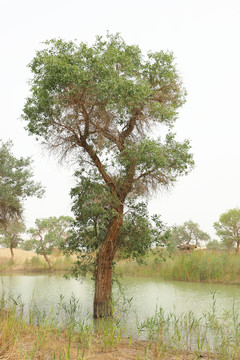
[81,139,117,195]
[119,109,143,148]
[133,169,156,182]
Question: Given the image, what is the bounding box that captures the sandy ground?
[2,335,216,360]
[0,248,43,265]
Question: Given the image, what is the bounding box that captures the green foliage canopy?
[214,208,240,252]
[22,34,193,201]
[171,220,210,248]
[65,172,170,275]
[28,216,74,255]
[0,139,44,227]
[0,218,25,254]
[206,239,226,250]
[22,33,194,312]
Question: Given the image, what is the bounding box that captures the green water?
[0,273,239,320]
[2,273,240,352]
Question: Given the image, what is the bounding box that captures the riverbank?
[2,248,240,286]
[0,319,212,359]
[0,248,72,273]
[115,249,240,284]
[0,300,217,360]
[1,269,240,358]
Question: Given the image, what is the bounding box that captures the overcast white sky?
[0,0,239,238]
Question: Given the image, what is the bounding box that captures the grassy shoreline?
[2,249,240,358]
[1,249,240,286]
[0,290,225,360]
[1,286,240,359]
[0,248,73,273]
[115,249,240,285]
[0,314,210,359]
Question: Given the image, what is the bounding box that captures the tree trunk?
[43,253,52,270]
[93,209,123,318]
[10,246,14,261]
[39,236,52,270]
[236,241,240,254]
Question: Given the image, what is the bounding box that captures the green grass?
[4,249,240,286]
[115,250,240,284]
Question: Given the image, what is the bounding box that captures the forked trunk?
[94,209,123,318]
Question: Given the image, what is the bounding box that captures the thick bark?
[93,208,123,318]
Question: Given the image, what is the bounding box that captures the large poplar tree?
[22,34,194,317]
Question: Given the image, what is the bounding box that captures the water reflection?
[0,274,240,321]
[117,277,240,319]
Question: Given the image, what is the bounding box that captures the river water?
[2,273,240,351]
[1,273,240,320]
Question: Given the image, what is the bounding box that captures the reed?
[2,285,240,359]
[22,255,73,273]
[3,249,240,285]
[115,250,240,284]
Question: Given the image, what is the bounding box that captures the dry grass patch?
[0,308,216,360]
[0,248,44,264]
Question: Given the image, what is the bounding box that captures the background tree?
[20,238,36,252]
[22,33,194,317]
[0,140,44,224]
[206,239,227,251]
[214,208,240,253]
[28,216,73,269]
[0,218,25,260]
[171,220,210,248]
[0,139,44,260]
